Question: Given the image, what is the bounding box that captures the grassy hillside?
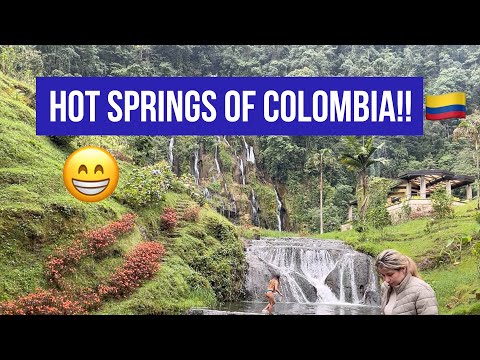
[239,201,480,314]
[0,73,129,300]
[314,200,480,314]
[0,73,246,314]
[98,197,245,314]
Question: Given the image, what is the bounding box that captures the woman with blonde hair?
[375,249,438,315]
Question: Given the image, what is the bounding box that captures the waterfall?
[231,193,237,214]
[193,149,200,185]
[219,199,225,216]
[250,189,259,226]
[274,187,283,232]
[245,238,380,306]
[168,137,174,167]
[203,187,212,201]
[377,144,388,177]
[214,143,221,174]
[223,136,230,146]
[362,258,380,305]
[243,136,255,164]
[337,253,359,303]
[249,146,255,164]
[240,158,245,185]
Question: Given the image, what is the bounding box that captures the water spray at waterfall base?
[244,238,381,310]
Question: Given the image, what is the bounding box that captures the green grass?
[425,255,479,314]
[317,201,479,256]
[95,202,246,314]
[237,199,480,314]
[0,72,245,313]
[96,255,217,315]
[314,200,480,314]
[62,229,143,290]
[0,72,146,300]
[234,197,480,314]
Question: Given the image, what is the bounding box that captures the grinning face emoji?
[63,146,119,202]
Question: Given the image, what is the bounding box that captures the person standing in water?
[262,274,283,314]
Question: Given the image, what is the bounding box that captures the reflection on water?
[218,301,381,315]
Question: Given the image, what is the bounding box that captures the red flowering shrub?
[0,287,103,315]
[98,242,165,298]
[46,239,88,285]
[0,214,168,315]
[1,215,158,315]
[46,213,136,285]
[85,213,136,253]
[182,205,200,222]
[75,288,102,311]
[2,240,161,315]
[160,207,177,231]
[0,289,87,315]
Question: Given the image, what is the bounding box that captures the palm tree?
[453,110,480,209]
[306,149,334,234]
[339,136,388,222]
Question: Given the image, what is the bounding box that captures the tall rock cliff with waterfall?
[162,135,290,232]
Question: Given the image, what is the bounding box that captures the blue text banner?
[36,76,424,136]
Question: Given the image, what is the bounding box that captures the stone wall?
[340,223,353,231]
[387,199,466,223]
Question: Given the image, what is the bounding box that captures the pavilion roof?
[393,170,474,194]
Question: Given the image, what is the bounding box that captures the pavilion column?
[445,180,452,195]
[348,205,353,221]
[406,181,412,200]
[467,184,473,200]
[420,176,427,199]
